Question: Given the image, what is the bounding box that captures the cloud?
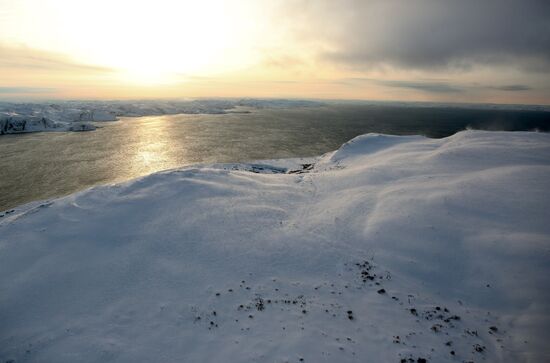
[281,0,550,72]
[0,87,56,94]
[0,44,114,73]
[336,78,462,93]
[377,80,462,93]
[490,85,532,91]
[0,44,119,99]
[261,54,306,69]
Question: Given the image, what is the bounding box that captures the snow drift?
[0,130,549,362]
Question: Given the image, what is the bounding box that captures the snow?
[75,110,118,122]
[0,112,65,134]
[1,130,549,362]
[68,122,97,132]
[0,99,324,135]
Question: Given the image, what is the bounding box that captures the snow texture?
[1,130,549,362]
[0,99,324,135]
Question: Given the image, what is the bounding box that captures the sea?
[1,103,548,211]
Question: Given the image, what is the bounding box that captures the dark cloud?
[491,85,532,91]
[335,78,462,93]
[377,80,461,93]
[285,0,550,72]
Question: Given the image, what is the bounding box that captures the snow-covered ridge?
[1,130,549,362]
[0,99,324,135]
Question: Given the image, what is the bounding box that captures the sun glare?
[5,0,264,84]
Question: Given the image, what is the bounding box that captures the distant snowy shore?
[1,131,549,362]
[0,99,323,135]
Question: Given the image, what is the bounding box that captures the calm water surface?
[1,104,548,210]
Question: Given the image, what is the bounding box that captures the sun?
[71,0,238,81]
[7,0,264,84]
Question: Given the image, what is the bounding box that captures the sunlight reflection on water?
[129,115,178,174]
[1,105,547,210]
[0,110,338,210]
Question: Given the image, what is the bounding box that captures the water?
[1,104,548,211]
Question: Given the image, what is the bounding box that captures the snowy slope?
[0,131,549,362]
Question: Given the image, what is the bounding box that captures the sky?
[0,0,549,104]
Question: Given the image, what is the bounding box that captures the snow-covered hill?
[1,131,549,362]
